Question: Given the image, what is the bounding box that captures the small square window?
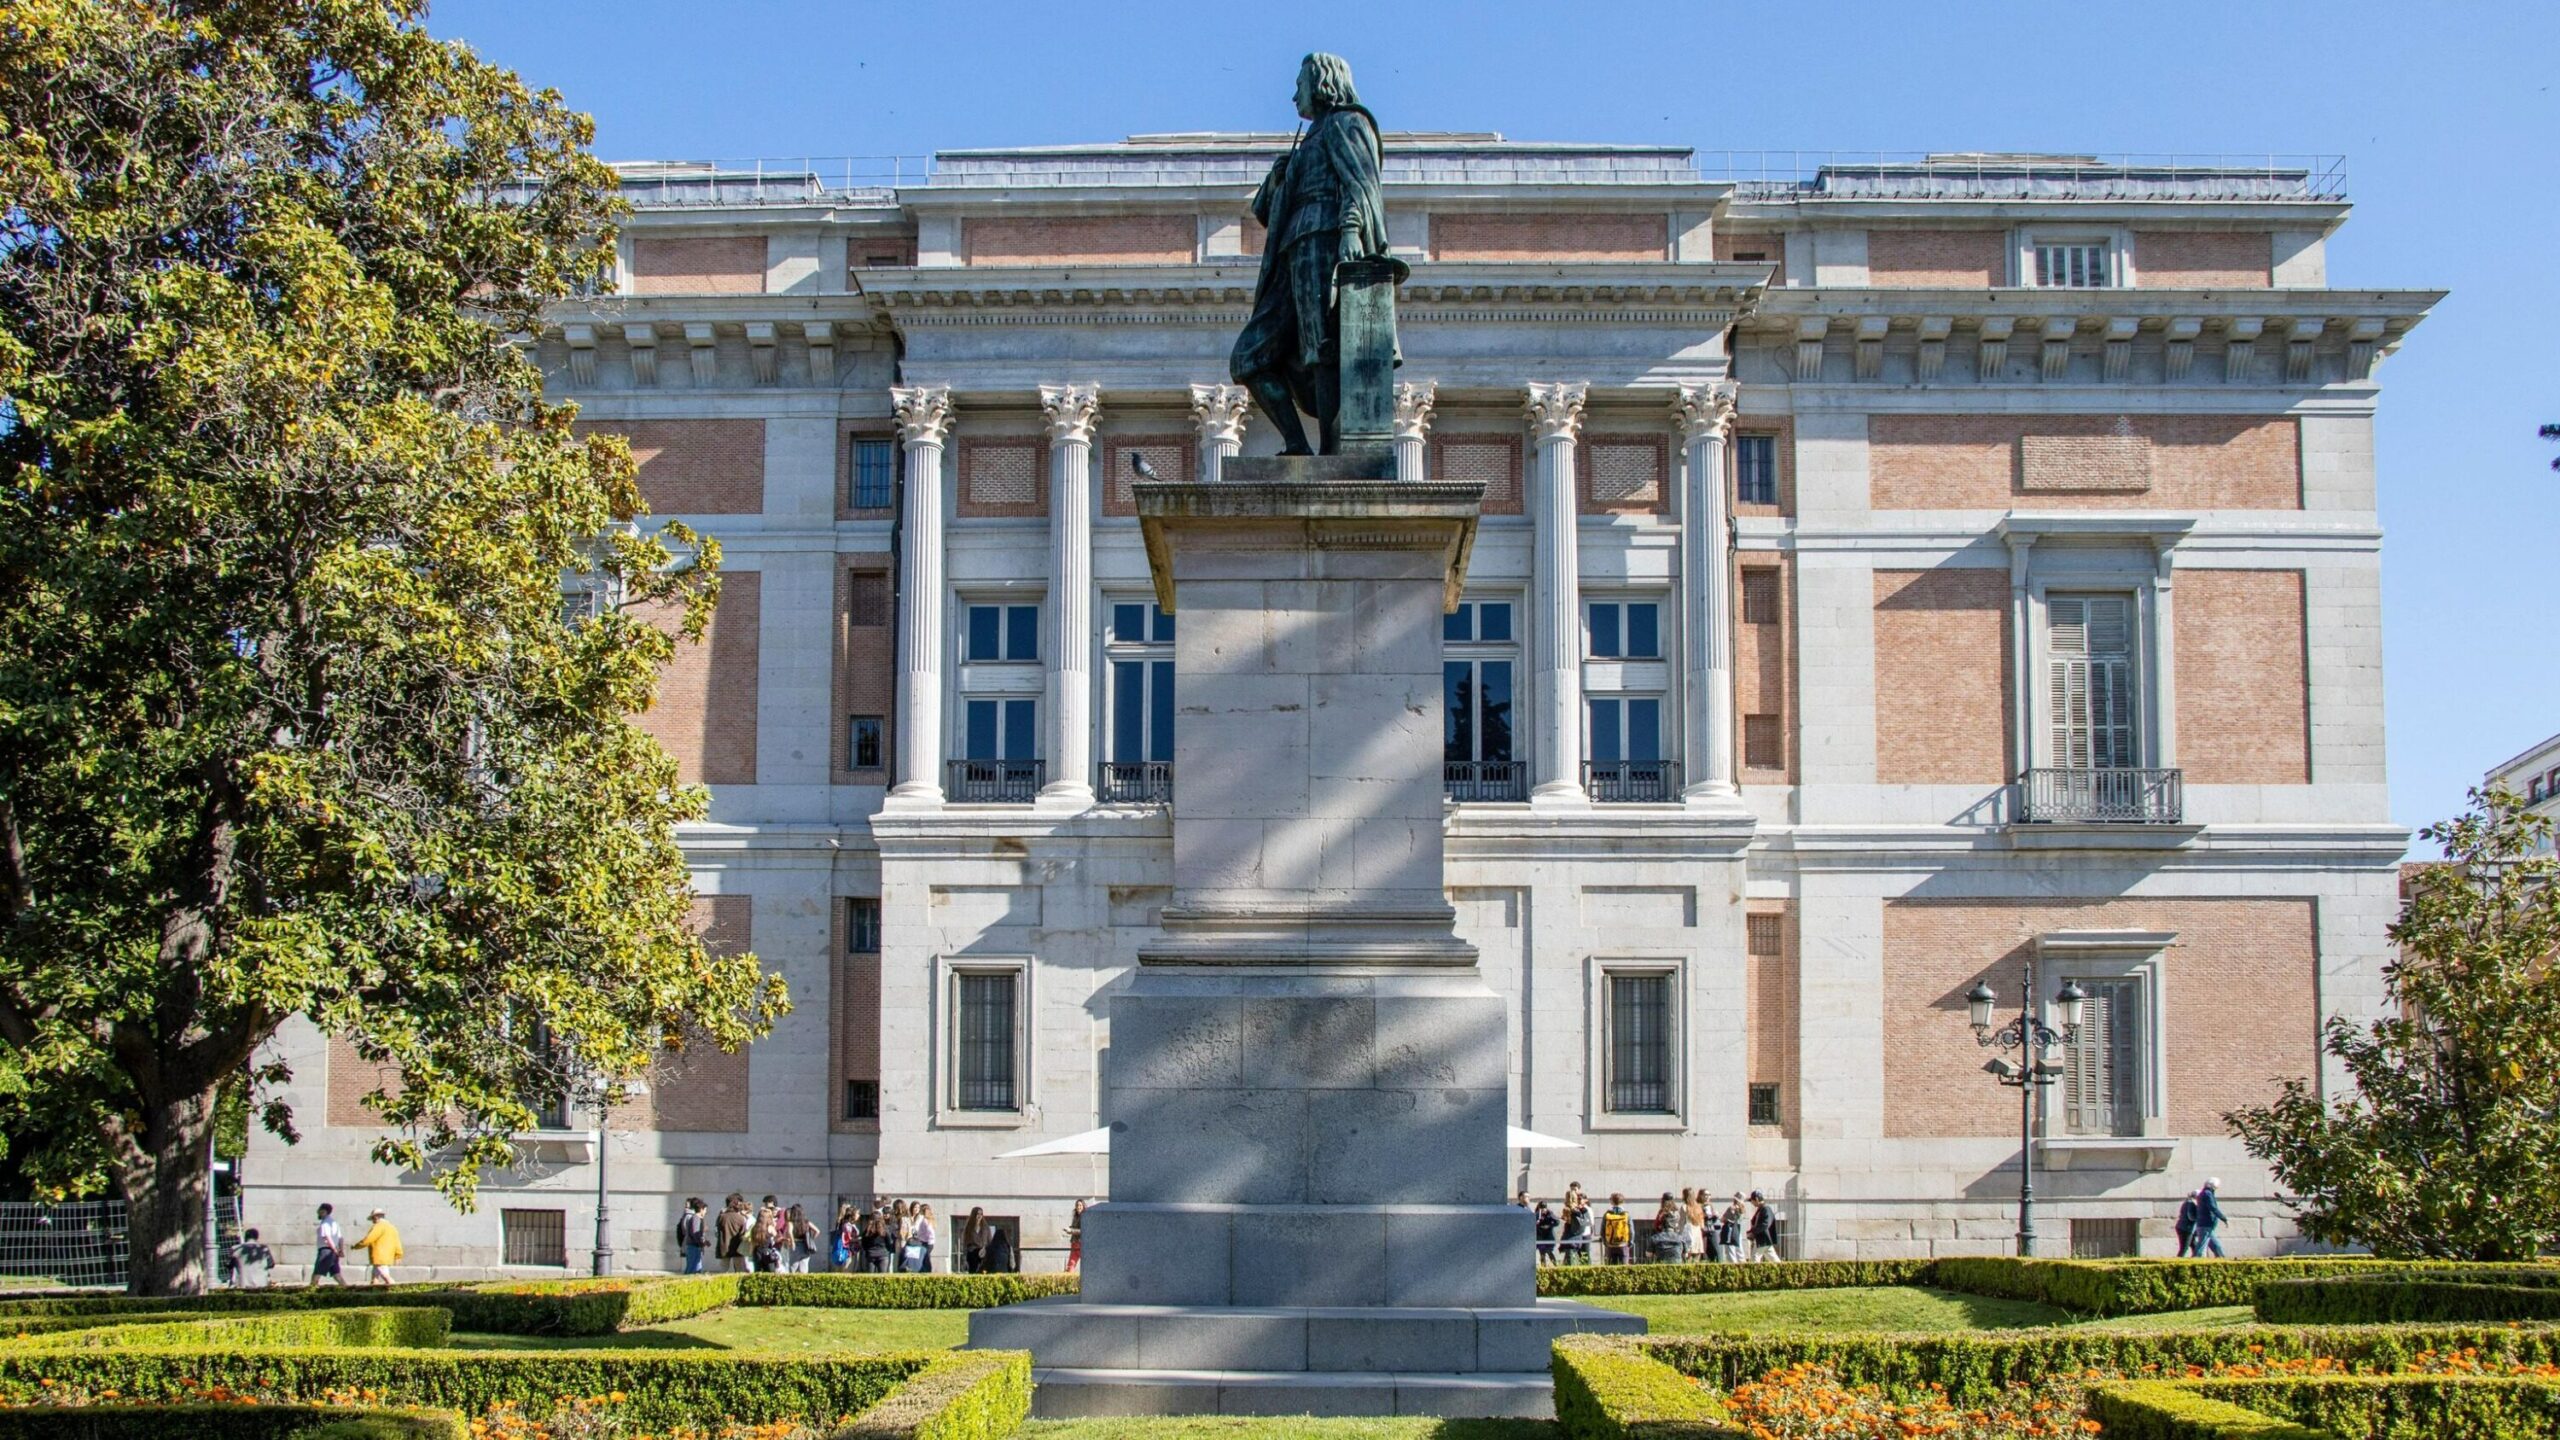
[1741,569,1782,626]
[842,1079,879,1122]
[1006,605,1039,660]
[500,1209,567,1268]
[1735,434,1778,506]
[2032,240,2111,288]
[848,897,881,955]
[1587,602,1659,660]
[1747,1082,1780,1127]
[1479,602,1512,643]
[850,438,897,511]
[1112,602,1174,645]
[849,715,884,771]
[1746,913,1784,956]
[965,604,1040,662]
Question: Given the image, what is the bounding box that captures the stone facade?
[245,138,2440,1276]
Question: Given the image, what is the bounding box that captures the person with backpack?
[1559,1196,1592,1264]
[861,1209,895,1272]
[1599,1193,1634,1265]
[1649,1194,1687,1263]
[1747,1192,1781,1262]
[751,1196,784,1273]
[832,1204,859,1271]
[676,1198,709,1274]
[1533,1200,1558,1265]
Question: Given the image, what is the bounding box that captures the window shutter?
[2049,595,2137,772]
[2065,984,2111,1135]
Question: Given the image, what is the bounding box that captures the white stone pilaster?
[2149,542,2179,772]
[1674,382,1741,804]
[888,385,953,806]
[1525,381,1589,807]
[1188,383,1249,484]
[1040,383,1101,808]
[1393,381,1437,483]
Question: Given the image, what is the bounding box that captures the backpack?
[1600,1209,1631,1246]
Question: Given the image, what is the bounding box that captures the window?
[1605,971,1675,1114]
[2047,595,2138,770]
[954,970,1020,1112]
[849,573,891,627]
[1105,602,1175,800]
[1740,568,1782,626]
[2069,1218,2139,1259]
[965,604,1039,663]
[1743,714,1784,771]
[501,1209,567,1268]
[848,898,881,955]
[1586,600,1660,659]
[1735,434,1779,506]
[849,437,897,511]
[1747,913,1784,956]
[842,1080,879,1121]
[848,715,884,771]
[2061,976,2145,1137]
[1747,1082,1780,1127]
[963,699,1037,762]
[1591,698,1664,766]
[2536,777,2548,803]
[1444,601,1519,799]
[2031,240,2112,288]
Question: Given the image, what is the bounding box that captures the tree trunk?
[116,1087,217,1296]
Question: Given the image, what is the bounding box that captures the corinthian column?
[1188,383,1250,483]
[1040,383,1102,808]
[1674,381,1742,804]
[1393,381,1437,483]
[888,384,953,805]
[1525,381,1589,807]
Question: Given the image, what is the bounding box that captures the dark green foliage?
[1924,1257,2487,1316]
[737,1273,1078,1310]
[2097,1377,2560,1439]
[0,1406,466,1440]
[830,1352,1031,1440]
[2084,1381,2337,1439]
[0,1287,466,1320]
[8,1307,447,1350]
[0,1348,929,1428]
[1550,1335,1743,1440]
[0,1277,740,1338]
[2258,1278,2560,1325]
[1536,1261,1934,1298]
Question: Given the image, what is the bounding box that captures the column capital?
[1670,380,1741,443]
[1040,382,1103,444]
[891,384,953,446]
[1188,382,1251,447]
[1523,381,1588,443]
[1393,380,1438,443]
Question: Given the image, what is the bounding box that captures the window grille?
[1606,973,1674,1113]
[850,437,897,511]
[842,1079,879,1121]
[1741,569,1782,625]
[1583,438,1666,510]
[1743,714,1785,771]
[501,1209,567,1267]
[2069,1217,2140,1258]
[1746,913,1784,956]
[1735,434,1779,505]
[955,972,1019,1111]
[1432,435,1523,515]
[2063,976,2144,1137]
[848,715,884,771]
[2047,595,2138,770]
[848,898,881,955]
[1748,1082,1781,1127]
[2033,241,2111,288]
[849,573,892,627]
[961,439,1042,512]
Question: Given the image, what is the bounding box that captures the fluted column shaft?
[1676,382,1741,802]
[1189,383,1249,483]
[889,385,953,804]
[1394,381,1437,483]
[1526,382,1589,805]
[1041,384,1101,806]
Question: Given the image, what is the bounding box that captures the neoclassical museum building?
[246,134,2440,1273]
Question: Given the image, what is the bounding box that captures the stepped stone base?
[971,1297,1642,1417]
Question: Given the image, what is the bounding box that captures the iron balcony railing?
[2016,767,2184,824]
[1585,761,1681,804]
[947,759,1045,804]
[1099,761,1173,805]
[1445,760,1528,803]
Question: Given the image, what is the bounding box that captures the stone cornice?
[1748,286,2438,328]
[860,261,1766,320]
[1720,199,2352,228]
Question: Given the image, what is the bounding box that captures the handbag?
[831,1237,851,1267]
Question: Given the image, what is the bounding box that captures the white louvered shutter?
[2049,595,2137,772]
[2064,978,2143,1136]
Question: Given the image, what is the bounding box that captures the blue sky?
[424,0,2559,845]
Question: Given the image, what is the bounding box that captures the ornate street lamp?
[1965,968,2086,1257]
[588,1073,647,1277]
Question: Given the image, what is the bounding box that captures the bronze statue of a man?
[1228,53,1389,456]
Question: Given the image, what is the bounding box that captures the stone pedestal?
[969,472,1641,1417]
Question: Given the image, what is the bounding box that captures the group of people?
[1523,1185,1781,1265]
[224,1202,400,1287]
[676,1194,1067,1275]
[2176,1178,2230,1258]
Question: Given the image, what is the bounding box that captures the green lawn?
[1023,1422,1550,1440]
[451,1306,968,1353]
[1610,1285,2072,1333]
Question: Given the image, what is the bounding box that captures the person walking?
[1682,1188,1709,1263]
[676,1198,709,1275]
[833,1204,859,1271]
[1559,1194,1592,1264]
[1599,1193,1634,1265]
[1746,1192,1781,1263]
[310,1203,346,1287]
[786,1203,820,1274]
[352,1209,402,1286]
[2174,1189,2200,1258]
[2191,1178,2228,1258]
[751,1197,783,1274]
[717,1194,750,1272]
[1065,1199,1086,1273]
[1719,1194,1747,1264]
[909,1204,939,1273]
[961,1206,991,1275]
[1533,1200,1558,1266]
[233,1228,273,1288]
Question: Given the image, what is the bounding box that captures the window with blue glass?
[964,698,1038,761]
[850,437,898,511]
[1107,602,1176,771]
[1588,697,1663,765]
[1735,433,1778,506]
[965,603,1040,663]
[1586,600,1660,660]
[1443,601,1517,793]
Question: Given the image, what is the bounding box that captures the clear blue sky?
[424,0,2559,847]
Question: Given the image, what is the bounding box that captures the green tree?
[0,0,786,1293]
[2227,788,2560,1259]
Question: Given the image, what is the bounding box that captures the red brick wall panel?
[1102,434,1195,517]
[1430,213,1669,262]
[2134,231,2272,288]
[577,420,767,516]
[956,436,1047,519]
[963,215,1195,265]
[1867,230,2007,287]
[1736,554,1796,783]
[1869,415,2301,511]
[1715,231,1787,284]
[629,237,766,295]
[618,897,753,1133]
[833,561,895,785]
[1746,902,1800,1136]
[1874,569,2013,784]
[636,571,760,787]
[2176,569,2311,785]
[1578,434,1670,516]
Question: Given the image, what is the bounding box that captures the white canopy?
[994,1123,1580,1159]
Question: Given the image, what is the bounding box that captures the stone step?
[1028,1367,1556,1419]
[968,1295,1642,1374]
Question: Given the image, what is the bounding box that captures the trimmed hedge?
[2258,1278,2560,1326]
[0,1406,467,1440]
[1551,1335,1742,1440]
[441,1276,740,1336]
[1924,1257,2500,1318]
[1536,1260,1934,1298]
[2093,1376,2560,1439]
[0,1348,932,1429]
[10,1308,448,1351]
[830,1351,1030,1440]
[738,1274,1077,1311]
[0,1288,463,1321]
[1642,1323,2560,1406]
[2084,1380,2335,1439]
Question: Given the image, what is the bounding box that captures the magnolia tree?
[2227,788,2560,1260]
[0,0,786,1292]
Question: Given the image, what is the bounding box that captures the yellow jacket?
[355,1220,403,1264]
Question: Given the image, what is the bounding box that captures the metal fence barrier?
[0,1196,244,1291]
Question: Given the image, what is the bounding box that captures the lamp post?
[1965,967,2086,1258]
[588,1074,647,1277]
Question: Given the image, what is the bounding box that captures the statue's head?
[1294,52,1360,119]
